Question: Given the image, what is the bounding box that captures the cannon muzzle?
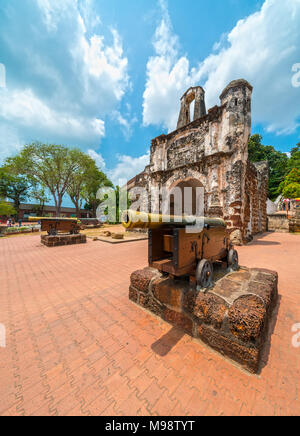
[121,210,226,230]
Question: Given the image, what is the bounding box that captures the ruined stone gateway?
[129,79,269,244]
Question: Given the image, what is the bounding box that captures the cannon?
[122,210,239,290]
[29,217,81,236]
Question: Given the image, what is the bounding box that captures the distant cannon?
[29,217,81,236]
[122,210,239,290]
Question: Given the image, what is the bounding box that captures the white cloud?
[112,110,138,140]
[77,29,129,107]
[143,2,193,131]
[87,149,106,170]
[36,0,130,112]
[108,152,150,186]
[0,0,129,157]
[0,125,23,164]
[87,148,150,186]
[0,88,105,140]
[143,0,300,135]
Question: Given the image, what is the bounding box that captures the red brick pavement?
[0,232,299,416]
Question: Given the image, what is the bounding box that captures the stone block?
[182,288,197,313]
[139,294,164,317]
[99,231,111,237]
[152,278,186,310]
[164,308,193,335]
[130,268,161,294]
[129,286,139,303]
[41,234,86,247]
[198,325,260,373]
[129,266,278,373]
[228,295,266,344]
[193,292,228,330]
[111,233,124,240]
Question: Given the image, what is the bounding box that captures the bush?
[282,183,300,199]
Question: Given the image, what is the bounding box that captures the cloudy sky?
[0,0,299,197]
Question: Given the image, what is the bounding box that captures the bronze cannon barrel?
[121,210,226,230]
[28,217,79,223]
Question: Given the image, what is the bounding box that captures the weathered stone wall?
[130,79,268,242]
[289,208,300,233]
[267,213,289,233]
[243,161,269,238]
[130,267,278,373]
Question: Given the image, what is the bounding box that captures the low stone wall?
[267,213,289,233]
[289,211,300,233]
[129,267,278,373]
[41,234,87,247]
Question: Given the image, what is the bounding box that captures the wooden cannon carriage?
[122,210,239,290]
[29,217,81,236]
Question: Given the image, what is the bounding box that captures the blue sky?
[0,0,299,199]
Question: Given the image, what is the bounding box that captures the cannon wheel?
[228,248,239,271]
[196,259,213,290]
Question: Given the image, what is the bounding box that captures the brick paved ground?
[0,232,299,416]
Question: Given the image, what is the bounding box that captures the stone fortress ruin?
[129,79,269,244]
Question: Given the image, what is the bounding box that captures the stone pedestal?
[129,267,278,373]
[41,234,87,247]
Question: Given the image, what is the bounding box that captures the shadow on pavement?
[151,326,185,357]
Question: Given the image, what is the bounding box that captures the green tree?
[288,143,300,172]
[6,142,85,216]
[248,134,289,200]
[0,167,30,215]
[279,168,300,199]
[0,201,16,217]
[67,152,100,218]
[30,187,50,217]
[282,183,300,199]
[83,167,113,218]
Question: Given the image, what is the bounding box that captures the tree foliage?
[67,152,101,218]
[288,143,300,172]
[5,142,114,217]
[0,167,30,214]
[83,167,113,218]
[279,168,300,199]
[0,201,16,217]
[30,187,50,217]
[6,142,91,216]
[248,134,290,200]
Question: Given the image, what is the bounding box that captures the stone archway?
[177,87,207,129]
[166,177,204,216]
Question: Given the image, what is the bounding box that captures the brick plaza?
[0,232,299,416]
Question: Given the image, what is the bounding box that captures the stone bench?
[129,267,278,373]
